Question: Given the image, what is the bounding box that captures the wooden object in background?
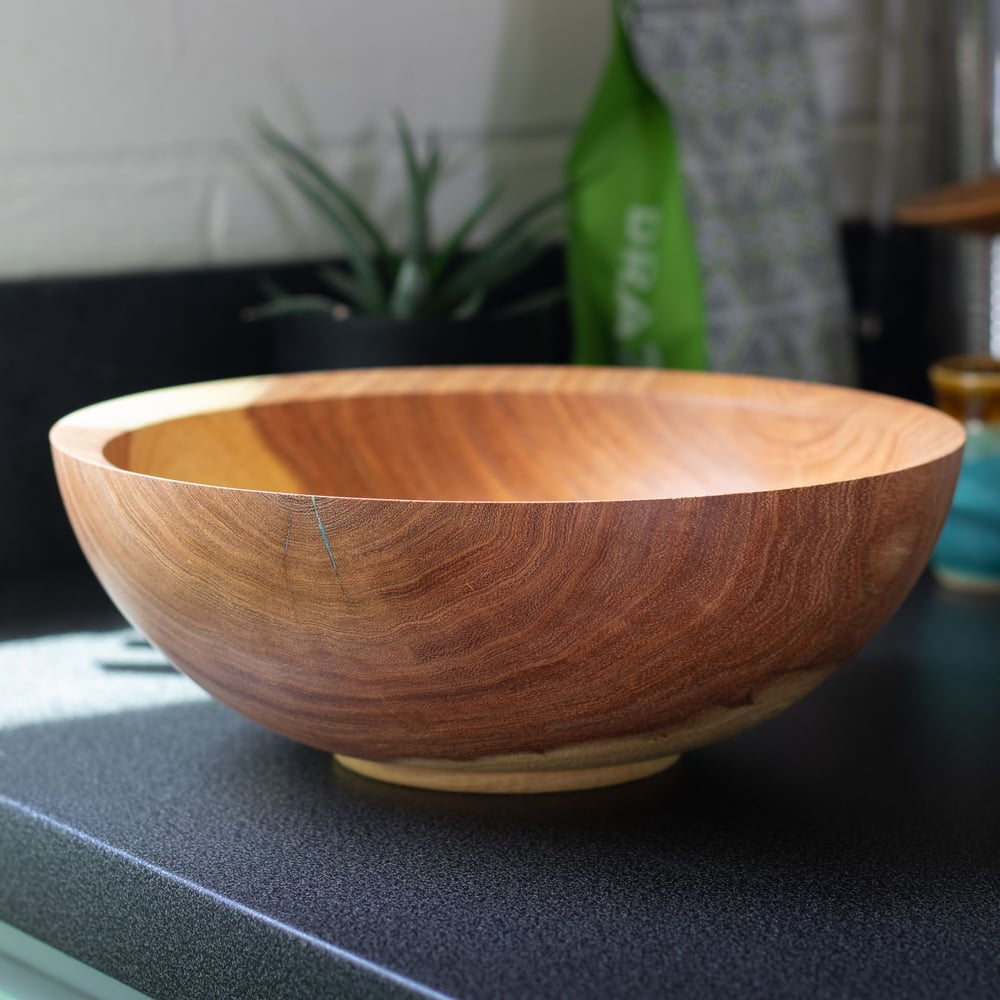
[896,173,1000,234]
[51,367,964,793]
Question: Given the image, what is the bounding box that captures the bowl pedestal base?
[333,753,680,794]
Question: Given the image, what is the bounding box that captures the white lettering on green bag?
[615,204,661,343]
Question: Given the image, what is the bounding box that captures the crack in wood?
[310,496,341,578]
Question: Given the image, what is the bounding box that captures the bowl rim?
[49,365,967,504]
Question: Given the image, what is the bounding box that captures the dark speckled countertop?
[1,573,999,999]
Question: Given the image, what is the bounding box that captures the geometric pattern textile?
[623,0,855,382]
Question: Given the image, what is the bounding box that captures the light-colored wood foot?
[333,753,680,794]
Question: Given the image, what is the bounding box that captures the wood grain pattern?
[51,367,965,793]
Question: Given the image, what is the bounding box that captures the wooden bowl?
[51,367,964,794]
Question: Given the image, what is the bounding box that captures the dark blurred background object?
[922,0,1000,360]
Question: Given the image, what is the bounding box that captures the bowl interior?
[97,370,964,503]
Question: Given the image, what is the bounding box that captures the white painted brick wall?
[0,0,930,278]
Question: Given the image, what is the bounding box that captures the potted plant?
[245,114,568,371]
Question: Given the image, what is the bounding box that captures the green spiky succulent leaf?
[247,112,564,323]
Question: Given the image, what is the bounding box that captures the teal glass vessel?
[929,356,1000,593]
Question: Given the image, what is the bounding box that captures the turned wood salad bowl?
[51,367,964,793]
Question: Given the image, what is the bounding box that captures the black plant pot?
[268,311,571,373]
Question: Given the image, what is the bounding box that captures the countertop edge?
[0,793,450,1000]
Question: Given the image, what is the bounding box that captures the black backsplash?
[1,226,937,576]
[3,263,279,576]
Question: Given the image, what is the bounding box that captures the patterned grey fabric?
[622,0,855,382]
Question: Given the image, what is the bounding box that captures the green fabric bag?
[567,4,707,368]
